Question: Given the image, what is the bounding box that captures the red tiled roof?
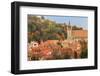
[72,30,88,38]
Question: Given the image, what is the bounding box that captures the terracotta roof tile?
[72,30,88,38]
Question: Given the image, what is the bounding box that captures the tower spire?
[67,20,72,40]
[68,21,70,26]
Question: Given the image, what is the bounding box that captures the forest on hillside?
[28,15,83,43]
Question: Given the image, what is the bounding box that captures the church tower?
[67,21,72,40]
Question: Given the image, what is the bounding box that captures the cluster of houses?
[28,39,84,60]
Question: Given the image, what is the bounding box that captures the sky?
[44,15,88,29]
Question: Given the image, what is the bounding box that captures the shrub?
[81,48,88,58]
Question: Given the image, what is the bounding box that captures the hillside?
[28,15,83,42]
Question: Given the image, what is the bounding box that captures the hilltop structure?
[67,21,87,41]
